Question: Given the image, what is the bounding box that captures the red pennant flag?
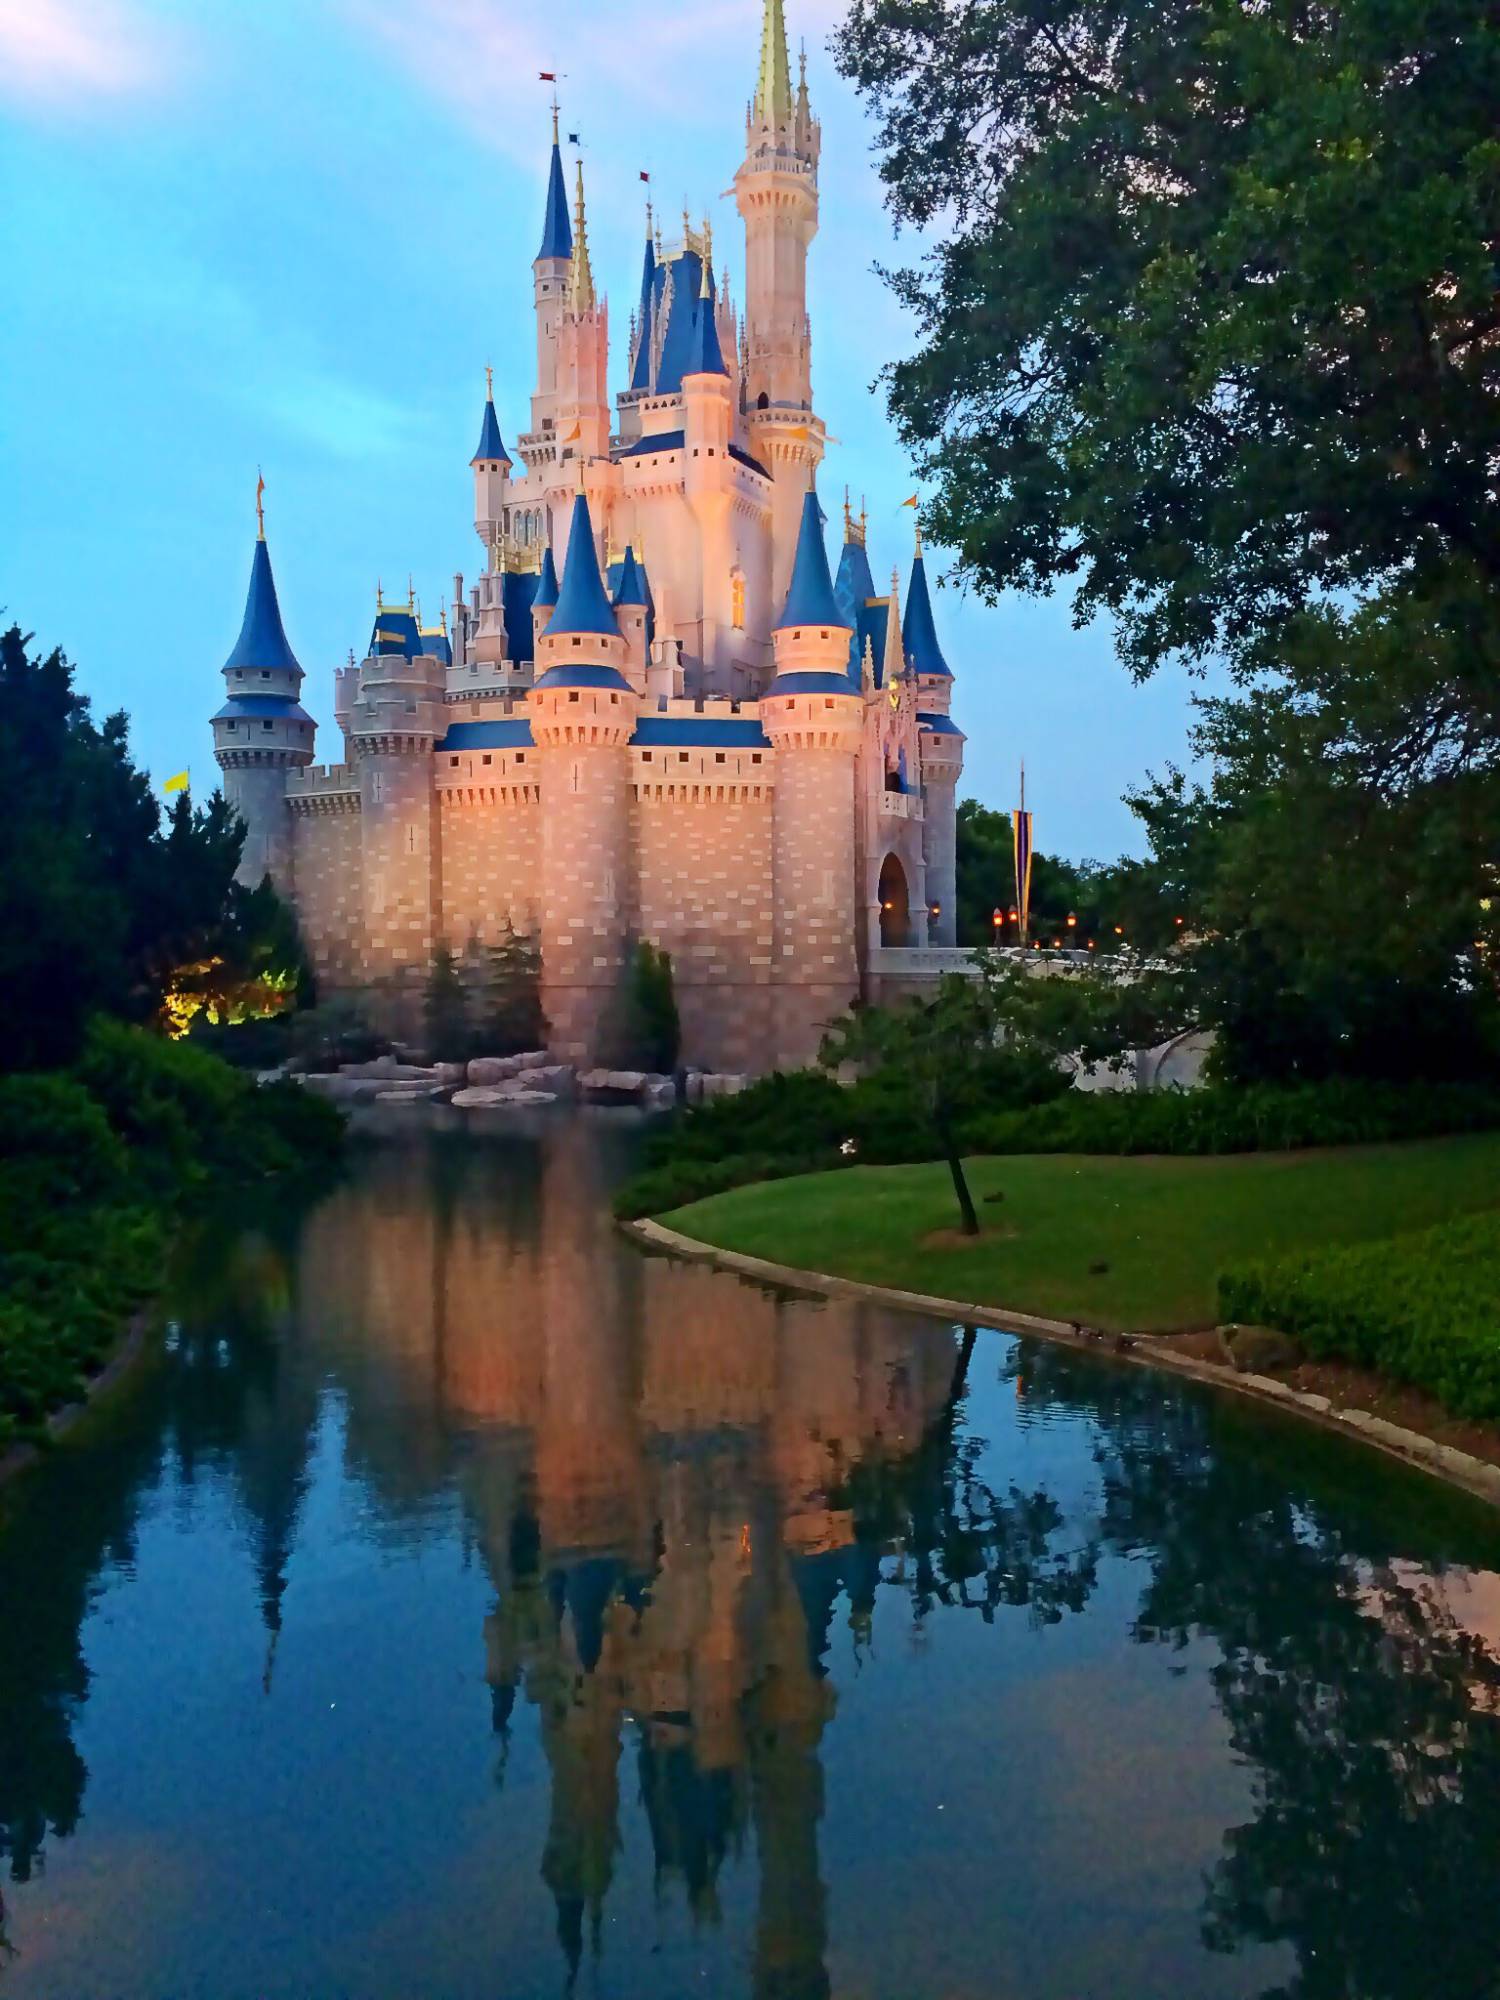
[538,69,556,80]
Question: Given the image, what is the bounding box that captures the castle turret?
[760,487,861,1067]
[611,545,651,690]
[682,233,736,683]
[735,0,824,604]
[344,592,445,1019]
[555,160,611,469]
[212,492,315,889]
[530,545,560,654]
[528,108,574,452]
[529,490,639,1062]
[904,533,963,945]
[471,366,512,556]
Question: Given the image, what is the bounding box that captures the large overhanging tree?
[836,0,1500,1079]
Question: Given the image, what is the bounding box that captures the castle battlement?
[211,0,969,1073]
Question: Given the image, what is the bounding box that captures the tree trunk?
[939,1122,980,1236]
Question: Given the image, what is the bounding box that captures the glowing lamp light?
[1174,916,1184,926]
[1066,912,1077,927]
[1113,925,1124,935]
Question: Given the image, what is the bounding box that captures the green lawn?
[659,1133,1500,1332]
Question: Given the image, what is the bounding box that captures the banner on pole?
[1012,808,1033,947]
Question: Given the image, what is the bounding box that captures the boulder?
[299,1074,391,1103]
[466,1050,551,1085]
[699,1073,748,1100]
[683,1071,704,1105]
[375,1086,443,1103]
[432,1062,468,1087]
[643,1076,677,1109]
[1220,1324,1303,1376]
[338,1058,433,1081]
[452,1086,558,1109]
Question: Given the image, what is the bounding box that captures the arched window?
[730,567,746,629]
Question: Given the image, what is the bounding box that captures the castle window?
[235,669,244,679]
[730,569,746,629]
[450,756,459,767]
[715,752,726,763]
[226,720,237,731]
[569,691,580,703]
[642,752,652,762]
[678,751,689,763]
[263,720,274,731]
[824,699,835,710]
[262,669,271,678]
[610,692,618,704]
[515,753,525,764]
[572,636,582,647]
[751,752,761,764]
[482,754,492,766]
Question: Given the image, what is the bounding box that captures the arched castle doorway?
[878,852,910,947]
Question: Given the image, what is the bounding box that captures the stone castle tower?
[212,0,967,1072]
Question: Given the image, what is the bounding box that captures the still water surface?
[4,1110,1500,1999]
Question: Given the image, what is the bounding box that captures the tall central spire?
[568,158,595,313]
[754,0,792,126]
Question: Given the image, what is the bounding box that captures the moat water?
[5,1111,1500,1998]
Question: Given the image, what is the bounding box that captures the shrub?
[1219,1211,1500,1419]
[0,1072,128,1218]
[629,940,680,1074]
[963,1079,1500,1159]
[613,1149,845,1222]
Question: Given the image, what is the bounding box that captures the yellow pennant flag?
[901,493,919,507]
[564,421,583,442]
[163,770,189,796]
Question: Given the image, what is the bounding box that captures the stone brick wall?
[536,738,637,1064]
[358,750,439,984]
[770,744,860,1068]
[635,781,775,1072]
[290,802,364,987]
[438,786,542,947]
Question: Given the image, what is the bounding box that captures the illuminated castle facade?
[210,0,965,1071]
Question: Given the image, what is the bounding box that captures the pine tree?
[477,922,546,1056]
[629,940,680,1075]
[424,939,470,1062]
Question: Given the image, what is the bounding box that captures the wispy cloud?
[0,0,175,110]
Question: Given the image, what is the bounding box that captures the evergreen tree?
[629,940,680,1074]
[476,922,546,1056]
[424,940,470,1062]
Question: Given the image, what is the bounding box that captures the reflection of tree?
[1013,1339,1500,2000]
[0,1198,315,1890]
[835,1328,1100,1631]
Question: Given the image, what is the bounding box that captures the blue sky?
[0,0,1200,860]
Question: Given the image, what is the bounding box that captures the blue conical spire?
[223,537,302,675]
[471,393,511,466]
[612,544,649,608]
[682,269,728,379]
[902,549,953,679]
[544,492,619,638]
[776,488,848,631]
[629,230,657,393]
[537,131,572,263]
[533,544,560,611]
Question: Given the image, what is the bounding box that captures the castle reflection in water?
[258,1109,961,1988]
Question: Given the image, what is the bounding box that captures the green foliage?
[0,624,317,1071]
[472,924,546,1057]
[425,940,471,1063]
[966,1079,1500,1159]
[0,1027,342,1447]
[955,804,1170,952]
[837,1,1500,1088]
[628,940,680,1073]
[613,1150,844,1222]
[288,993,385,1073]
[1220,1213,1500,1419]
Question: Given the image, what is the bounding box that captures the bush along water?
[0,1023,344,1450]
[1219,1212,1500,1420]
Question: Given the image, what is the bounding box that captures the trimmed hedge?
[0,1025,344,1447]
[1219,1211,1500,1419]
[617,1075,1500,1220]
[965,1079,1500,1158]
[614,1149,843,1222]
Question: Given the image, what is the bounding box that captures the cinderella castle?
[211,0,965,1072]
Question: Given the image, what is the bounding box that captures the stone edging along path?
[626,1217,1500,1513]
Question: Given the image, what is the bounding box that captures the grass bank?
[658,1133,1500,1333]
